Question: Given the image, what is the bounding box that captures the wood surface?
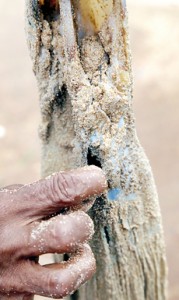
[25,1,167,299]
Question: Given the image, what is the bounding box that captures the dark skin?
[0,166,107,299]
[0,3,107,299]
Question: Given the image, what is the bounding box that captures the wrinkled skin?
[0,166,107,299]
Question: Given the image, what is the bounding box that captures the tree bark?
[25,1,168,299]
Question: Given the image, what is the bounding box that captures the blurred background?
[0,0,178,299]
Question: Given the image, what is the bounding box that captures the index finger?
[16,166,107,217]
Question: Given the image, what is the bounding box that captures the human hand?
[0,166,107,299]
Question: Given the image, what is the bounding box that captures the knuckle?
[47,273,68,299]
[75,211,94,236]
[48,219,72,253]
[50,218,74,252]
[51,172,75,203]
[0,265,21,294]
[47,273,59,292]
[50,222,64,248]
[0,227,18,257]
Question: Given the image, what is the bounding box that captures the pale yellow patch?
[119,70,130,84]
[78,0,113,33]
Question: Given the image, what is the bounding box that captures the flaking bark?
[25,0,168,299]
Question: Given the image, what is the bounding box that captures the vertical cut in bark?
[25,0,168,299]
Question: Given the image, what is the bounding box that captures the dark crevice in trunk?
[39,0,60,22]
[87,148,102,168]
[104,226,110,245]
[49,48,55,77]
[71,291,79,300]
[104,51,111,66]
[144,274,148,298]
[44,122,52,140]
[53,84,68,111]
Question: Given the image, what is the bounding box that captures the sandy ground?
[0,0,178,299]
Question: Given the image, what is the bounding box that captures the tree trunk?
[25,1,167,299]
